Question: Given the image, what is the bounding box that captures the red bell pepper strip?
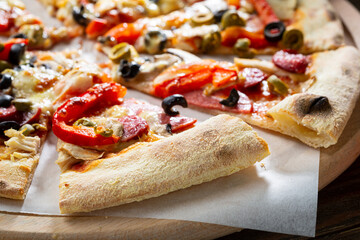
[221,26,272,48]
[52,83,127,146]
[86,18,108,39]
[104,22,144,45]
[153,60,238,98]
[0,38,29,62]
[249,0,280,25]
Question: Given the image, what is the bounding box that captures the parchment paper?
[0,0,324,237]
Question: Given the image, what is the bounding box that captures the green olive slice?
[201,31,221,53]
[267,75,289,95]
[0,60,11,72]
[95,126,113,137]
[191,12,215,26]
[282,28,304,50]
[108,43,131,63]
[20,124,35,136]
[234,38,250,51]
[32,123,47,131]
[221,10,246,29]
[12,99,32,112]
[73,118,96,127]
[0,43,4,52]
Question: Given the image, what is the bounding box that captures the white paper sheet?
[0,0,321,237]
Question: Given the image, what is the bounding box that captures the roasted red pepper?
[221,26,273,49]
[52,83,127,146]
[104,22,144,45]
[0,38,29,62]
[153,60,238,98]
[86,18,108,39]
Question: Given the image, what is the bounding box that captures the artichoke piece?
[267,75,289,95]
[19,24,46,48]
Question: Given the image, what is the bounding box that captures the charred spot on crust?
[343,68,352,77]
[333,34,344,46]
[295,94,331,117]
[308,96,331,114]
[326,9,337,21]
[0,181,7,189]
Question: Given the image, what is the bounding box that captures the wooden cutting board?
[0,1,359,239]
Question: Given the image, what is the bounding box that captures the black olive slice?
[72,5,90,26]
[214,9,227,23]
[0,121,20,137]
[162,94,188,116]
[0,74,13,89]
[166,123,172,134]
[11,33,28,39]
[220,88,239,107]
[0,95,14,108]
[8,43,26,65]
[119,60,141,80]
[144,30,167,54]
[308,96,330,114]
[264,21,286,42]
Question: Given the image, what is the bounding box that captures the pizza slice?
[109,45,360,148]
[0,0,76,49]
[0,45,111,199]
[99,0,344,55]
[52,82,270,213]
[38,0,203,39]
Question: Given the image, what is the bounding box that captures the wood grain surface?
[0,1,359,239]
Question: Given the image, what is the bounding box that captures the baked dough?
[294,0,344,53]
[58,114,270,213]
[231,46,360,148]
[267,46,360,147]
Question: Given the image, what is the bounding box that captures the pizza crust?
[267,46,360,148]
[58,114,270,214]
[187,47,360,148]
[294,0,344,54]
[0,154,39,200]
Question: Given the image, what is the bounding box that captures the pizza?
[98,0,344,56]
[0,0,359,217]
[38,0,203,39]
[51,82,269,213]
[109,45,360,148]
[0,0,75,49]
[0,42,112,199]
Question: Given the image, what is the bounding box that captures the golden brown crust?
[268,46,360,147]
[0,154,40,200]
[58,115,270,214]
[294,0,344,53]
[191,47,360,148]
